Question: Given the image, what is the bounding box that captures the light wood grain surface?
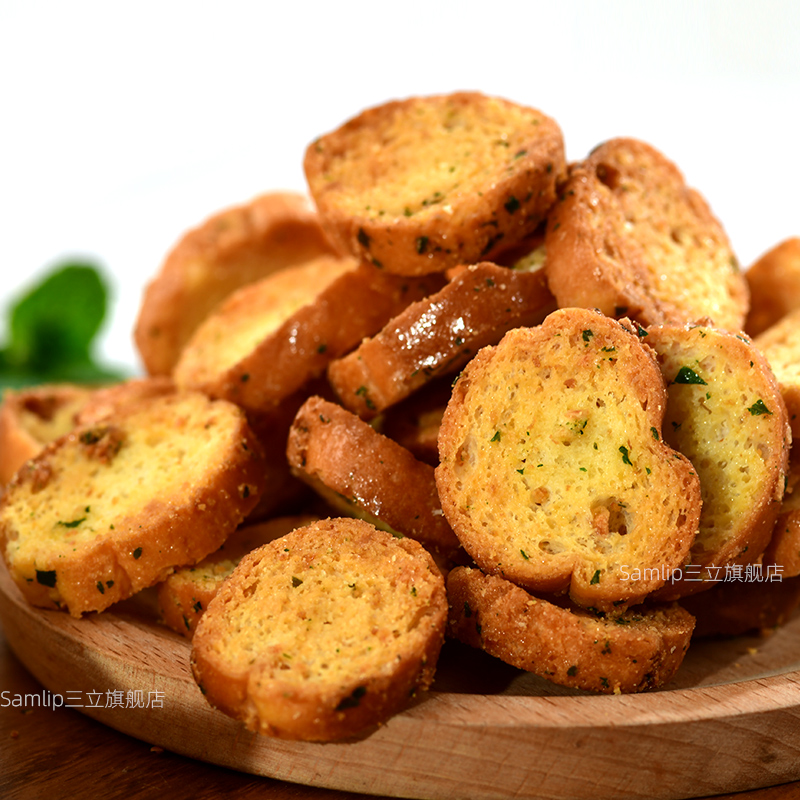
[4,555,800,800]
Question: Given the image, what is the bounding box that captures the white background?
[1,0,799,375]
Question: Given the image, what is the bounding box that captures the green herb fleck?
[504,196,520,214]
[192,601,202,613]
[520,549,530,560]
[336,685,367,711]
[133,547,142,560]
[355,385,376,410]
[651,427,660,441]
[291,576,303,588]
[97,581,105,594]
[748,399,773,416]
[35,569,57,587]
[357,228,371,249]
[490,430,501,442]
[57,517,86,529]
[416,236,429,255]
[672,366,707,385]
[590,570,601,585]
[582,329,594,343]
[567,665,578,677]
[619,446,633,466]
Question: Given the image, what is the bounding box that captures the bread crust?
[135,192,339,376]
[0,392,266,616]
[645,323,790,599]
[755,308,800,438]
[304,92,565,275]
[286,396,460,559]
[0,384,92,486]
[190,518,448,741]
[327,262,555,418]
[173,255,442,413]
[157,515,317,638]
[435,308,702,610]
[447,566,695,693]
[545,138,748,330]
[762,448,800,578]
[745,237,800,336]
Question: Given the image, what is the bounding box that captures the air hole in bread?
[595,163,620,190]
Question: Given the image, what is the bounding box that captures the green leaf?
[0,262,127,388]
[672,366,707,385]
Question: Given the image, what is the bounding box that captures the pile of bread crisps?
[3,91,800,742]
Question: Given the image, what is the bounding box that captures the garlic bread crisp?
[545,138,748,330]
[304,92,565,275]
[135,191,338,376]
[646,323,789,598]
[436,308,702,611]
[0,391,265,616]
[327,261,555,419]
[755,308,800,438]
[448,566,694,693]
[190,518,447,741]
[746,237,800,336]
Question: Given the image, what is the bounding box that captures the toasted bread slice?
[0,384,92,486]
[157,514,317,638]
[755,308,800,438]
[447,566,694,693]
[0,391,265,616]
[545,138,748,330]
[681,573,800,638]
[435,308,702,611]
[745,237,800,336]
[304,92,565,275]
[173,255,442,412]
[286,396,460,560]
[135,192,339,376]
[327,261,555,418]
[74,376,176,426]
[190,517,448,741]
[645,323,789,598]
[762,448,800,578]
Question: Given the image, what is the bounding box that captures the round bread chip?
[447,566,695,694]
[435,308,702,611]
[135,191,339,376]
[0,391,265,616]
[745,237,800,337]
[545,138,748,331]
[304,92,566,275]
[190,517,448,741]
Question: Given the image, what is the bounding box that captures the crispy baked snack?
[74,376,175,426]
[190,517,448,741]
[681,573,800,638]
[157,514,317,638]
[755,309,800,437]
[436,308,702,611]
[645,323,790,598]
[327,261,555,418]
[447,566,695,693]
[286,396,460,560]
[0,391,265,616]
[762,448,800,578]
[0,383,92,486]
[545,138,748,330]
[135,192,339,376]
[173,255,442,413]
[304,92,565,275]
[745,237,800,336]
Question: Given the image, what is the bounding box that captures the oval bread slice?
[0,391,265,616]
[755,308,800,438]
[436,308,702,610]
[304,92,565,275]
[745,237,800,337]
[190,517,448,741]
[545,138,748,330]
[135,191,339,376]
[447,566,695,694]
[645,322,789,598]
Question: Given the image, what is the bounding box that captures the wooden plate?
[2,559,800,800]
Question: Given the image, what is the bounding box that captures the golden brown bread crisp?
[447,566,695,694]
[755,308,800,438]
[286,396,460,560]
[0,384,92,486]
[762,448,800,578]
[327,261,555,418]
[745,237,800,336]
[304,92,565,275]
[157,514,317,638]
[190,517,448,741]
[0,391,265,616]
[435,308,702,611]
[545,138,748,330]
[135,191,339,376]
[645,322,789,599]
[173,255,442,413]
[74,376,176,426]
